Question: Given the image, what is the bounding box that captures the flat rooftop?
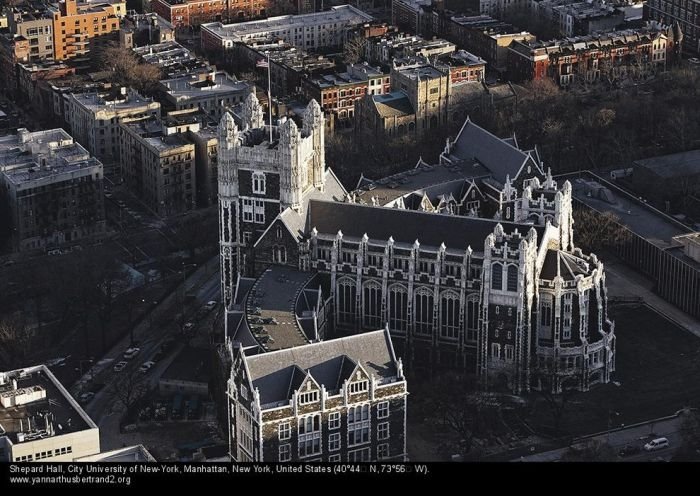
[202,5,373,40]
[246,266,315,351]
[123,118,192,151]
[569,172,691,248]
[0,365,95,445]
[633,149,700,179]
[69,89,156,113]
[395,63,444,80]
[76,445,156,462]
[161,72,249,99]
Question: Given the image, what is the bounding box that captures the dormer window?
[348,381,368,394]
[298,390,318,405]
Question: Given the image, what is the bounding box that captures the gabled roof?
[307,199,542,251]
[244,329,398,406]
[446,118,543,184]
[268,168,347,244]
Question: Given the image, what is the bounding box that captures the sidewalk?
[605,259,700,338]
[71,254,219,395]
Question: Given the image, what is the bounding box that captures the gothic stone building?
[218,101,616,395]
[227,329,407,462]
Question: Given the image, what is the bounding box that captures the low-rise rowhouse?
[228,328,408,462]
[301,63,389,128]
[507,24,681,86]
[446,14,535,74]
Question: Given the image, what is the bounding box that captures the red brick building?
[507,24,681,87]
[152,0,293,28]
[0,34,30,99]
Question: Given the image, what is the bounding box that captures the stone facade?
[217,94,325,308]
[227,329,408,462]
[219,112,616,395]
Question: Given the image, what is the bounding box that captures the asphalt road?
[517,414,686,462]
[73,260,221,450]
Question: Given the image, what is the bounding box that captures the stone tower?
[218,112,239,309]
[218,99,326,308]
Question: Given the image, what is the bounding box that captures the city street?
[73,259,221,450]
[517,413,689,462]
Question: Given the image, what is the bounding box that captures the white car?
[204,300,218,311]
[123,347,140,359]
[113,361,128,372]
[138,361,156,373]
[183,322,195,331]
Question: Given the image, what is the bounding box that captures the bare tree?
[113,366,148,414]
[573,210,630,253]
[429,373,502,458]
[97,43,163,95]
[343,36,368,65]
[0,315,37,370]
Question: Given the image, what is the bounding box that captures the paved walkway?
[604,259,700,338]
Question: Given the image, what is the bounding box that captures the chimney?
[18,128,30,144]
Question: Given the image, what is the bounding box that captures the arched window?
[414,288,434,335]
[440,291,460,339]
[491,263,503,291]
[337,278,356,326]
[466,295,480,342]
[362,281,382,329]
[388,284,408,333]
[252,171,265,194]
[507,265,518,292]
[539,295,553,340]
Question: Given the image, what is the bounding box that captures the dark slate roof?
[539,249,591,281]
[273,168,347,242]
[633,149,700,179]
[447,118,541,184]
[307,200,542,250]
[370,92,415,118]
[245,330,397,406]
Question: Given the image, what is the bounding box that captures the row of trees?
[470,68,700,176]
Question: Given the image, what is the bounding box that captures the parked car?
[204,300,218,311]
[618,445,641,457]
[139,361,156,373]
[78,392,95,404]
[113,361,128,372]
[123,347,140,359]
[644,437,669,451]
